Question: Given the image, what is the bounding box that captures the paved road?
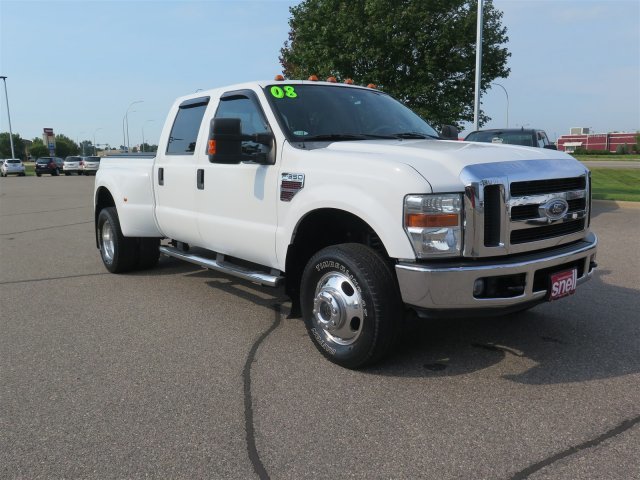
[1,176,639,479]
[581,160,640,169]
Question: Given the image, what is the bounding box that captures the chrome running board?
[159,246,283,287]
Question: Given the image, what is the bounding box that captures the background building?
[557,128,638,153]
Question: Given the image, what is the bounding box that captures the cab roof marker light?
[344,78,354,84]
[274,74,285,81]
[326,76,337,83]
[308,75,319,81]
[367,83,377,89]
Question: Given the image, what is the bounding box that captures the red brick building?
[557,128,638,153]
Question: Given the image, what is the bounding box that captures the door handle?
[197,169,204,190]
[158,167,164,186]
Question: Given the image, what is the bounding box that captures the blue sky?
[0,0,638,148]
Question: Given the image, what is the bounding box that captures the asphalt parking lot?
[1,176,639,479]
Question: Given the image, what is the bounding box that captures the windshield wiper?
[302,133,370,141]
[390,132,439,139]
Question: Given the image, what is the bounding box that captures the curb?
[593,199,640,209]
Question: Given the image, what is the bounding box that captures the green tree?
[55,134,79,158]
[30,138,49,159]
[140,143,158,153]
[0,132,26,159]
[280,0,510,128]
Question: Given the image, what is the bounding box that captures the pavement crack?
[243,303,283,480]
[472,342,524,357]
[0,206,88,217]
[509,414,640,479]
[0,272,108,286]
[0,220,93,235]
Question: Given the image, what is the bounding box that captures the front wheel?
[97,207,137,273]
[300,243,401,369]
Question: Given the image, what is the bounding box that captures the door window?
[166,97,209,155]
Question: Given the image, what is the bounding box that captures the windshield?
[7,159,20,164]
[87,156,100,162]
[65,156,81,161]
[264,84,438,141]
[37,158,52,164]
[466,131,534,147]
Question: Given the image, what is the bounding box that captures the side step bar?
[159,246,283,287]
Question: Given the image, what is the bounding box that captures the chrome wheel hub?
[312,272,364,345]
[101,220,115,264]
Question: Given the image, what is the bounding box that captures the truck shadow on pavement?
[370,269,640,384]
[148,258,639,386]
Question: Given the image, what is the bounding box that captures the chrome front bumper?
[396,232,597,312]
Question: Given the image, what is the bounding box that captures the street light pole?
[473,0,484,132]
[0,76,16,159]
[124,100,143,152]
[93,128,103,155]
[493,82,509,128]
[141,119,154,153]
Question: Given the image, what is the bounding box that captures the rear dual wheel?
[97,207,159,273]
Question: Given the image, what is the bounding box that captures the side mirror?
[544,144,557,150]
[208,118,243,163]
[440,125,459,140]
[208,118,275,164]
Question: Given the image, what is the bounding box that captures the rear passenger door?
[153,96,209,245]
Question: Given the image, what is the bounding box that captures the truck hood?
[322,139,580,192]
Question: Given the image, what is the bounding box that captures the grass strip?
[590,168,640,202]
[573,154,640,162]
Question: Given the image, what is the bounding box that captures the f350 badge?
[280,173,305,202]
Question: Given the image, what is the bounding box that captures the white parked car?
[0,158,26,177]
[63,156,84,175]
[82,156,101,175]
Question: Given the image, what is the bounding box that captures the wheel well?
[94,187,115,248]
[285,208,391,303]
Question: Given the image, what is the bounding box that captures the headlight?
[404,193,463,258]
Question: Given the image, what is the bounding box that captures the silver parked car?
[63,156,84,175]
[82,156,101,175]
[0,159,26,177]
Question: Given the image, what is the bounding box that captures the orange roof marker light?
[274,74,285,81]
[367,83,378,89]
[344,78,354,84]
[308,75,319,81]
[326,76,337,83]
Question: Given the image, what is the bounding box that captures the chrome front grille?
[460,160,591,258]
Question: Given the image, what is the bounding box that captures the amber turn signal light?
[208,139,216,155]
[405,213,459,228]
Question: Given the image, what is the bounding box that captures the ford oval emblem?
[540,198,569,220]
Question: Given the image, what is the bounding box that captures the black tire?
[136,237,160,270]
[36,173,41,177]
[97,207,137,273]
[64,172,70,176]
[20,172,26,176]
[300,243,401,369]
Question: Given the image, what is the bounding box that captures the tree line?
[0,132,158,160]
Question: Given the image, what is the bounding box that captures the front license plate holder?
[548,268,578,301]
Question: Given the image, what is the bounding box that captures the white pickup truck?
[94,79,597,368]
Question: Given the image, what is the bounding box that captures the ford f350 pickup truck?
[94,79,597,368]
